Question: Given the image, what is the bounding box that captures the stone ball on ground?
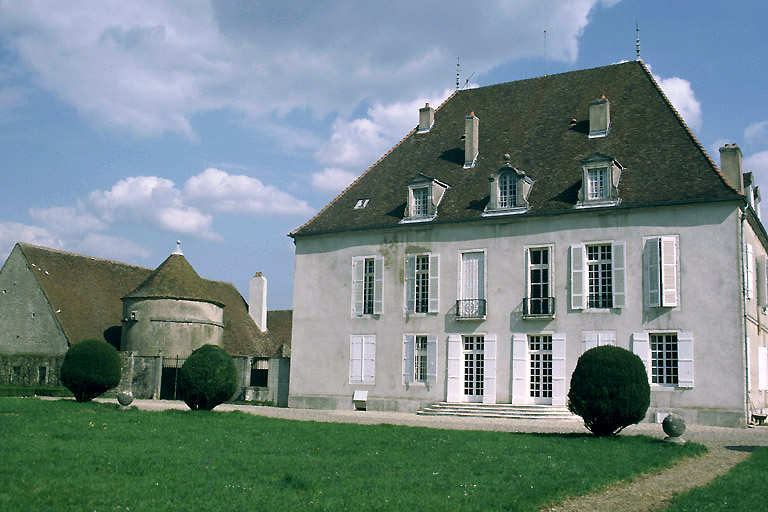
[662,413,686,437]
[117,391,134,406]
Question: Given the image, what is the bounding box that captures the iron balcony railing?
[456,299,487,319]
[523,297,556,318]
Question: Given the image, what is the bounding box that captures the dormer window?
[576,153,622,208]
[484,159,533,216]
[402,174,449,223]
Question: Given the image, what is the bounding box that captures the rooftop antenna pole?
[544,30,547,75]
[635,21,641,60]
[456,57,460,90]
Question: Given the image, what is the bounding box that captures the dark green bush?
[568,345,650,436]
[177,345,237,411]
[59,339,122,402]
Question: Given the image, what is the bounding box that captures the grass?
[0,384,73,397]
[0,398,705,511]
[665,447,768,511]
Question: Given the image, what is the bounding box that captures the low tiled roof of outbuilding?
[292,60,741,237]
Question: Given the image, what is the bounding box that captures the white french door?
[529,335,553,405]
[462,335,484,402]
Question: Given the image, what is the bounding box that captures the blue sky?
[1,0,767,310]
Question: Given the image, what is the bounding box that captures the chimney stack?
[719,143,744,193]
[249,272,267,332]
[588,96,610,138]
[418,103,434,133]
[464,111,479,168]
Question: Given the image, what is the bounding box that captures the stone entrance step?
[417,402,579,420]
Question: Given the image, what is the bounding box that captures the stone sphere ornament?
[117,390,134,408]
[662,413,686,444]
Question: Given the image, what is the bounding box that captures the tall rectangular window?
[412,187,430,217]
[498,173,517,208]
[363,258,375,315]
[529,335,553,400]
[587,244,613,308]
[415,255,430,313]
[587,168,607,200]
[414,335,428,382]
[528,247,551,315]
[651,333,678,385]
[352,256,382,316]
[403,334,437,384]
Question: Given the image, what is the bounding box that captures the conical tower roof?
[124,252,222,306]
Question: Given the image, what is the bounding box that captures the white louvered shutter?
[612,242,626,308]
[446,335,462,402]
[745,243,755,300]
[373,257,383,314]
[426,334,438,383]
[661,236,678,307]
[483,334,497,404]
[403,335,415,383]
[511,333,528,404]
[351,257,364,317]
[677,332,694,388]
[632,332,650,383]
[428,254,440,313]
[349,336,363,383]
[405,255,416,313]
[551,333,567,406]
[362,335,376,384]
[583,331,598,352]
[646,238,661,307]
[571,244,585,310]
[757,255,767,308]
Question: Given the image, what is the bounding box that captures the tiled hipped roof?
[16,243,289,357]
[292,61,740,237]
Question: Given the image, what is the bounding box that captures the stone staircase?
[417,402,579,421]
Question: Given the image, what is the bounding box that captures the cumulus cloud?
[746,121,768,145]
[654,75,702,132]
[28,206,107,236]
[0,1,610,138]
[311,168,357,193]
[0,222,62,258]
[73,233,152,261]
[745,150,768,178]
[183,167,314,216]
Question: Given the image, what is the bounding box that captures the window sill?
[574,200,620,209]
[523,313,555,320]
[482,207,529,217]
[400,215,436,224]
[456,315,486,321]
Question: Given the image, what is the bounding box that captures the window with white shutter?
[645,236,678,308]
[349,335,376,384]
[634,331,694,388]
[352,256,383,317]
[745,243,755,300]
[572,242,626,309]
[403,334,438,384]
[405,253,439,314]
[757,255,768,308]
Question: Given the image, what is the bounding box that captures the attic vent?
[354,198,370,209]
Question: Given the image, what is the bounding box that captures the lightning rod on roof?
[544,30,547,75]
[636,21,641,60]
[456,57,460,90]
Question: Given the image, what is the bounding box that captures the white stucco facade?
[290,201,768,427]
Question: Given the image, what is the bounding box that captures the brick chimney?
[464,111,479,168]
[249,272,267,332]
[418,103,434,133]
[719,143,743,193]
[589,96,610,138]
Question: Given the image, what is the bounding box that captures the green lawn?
[0,398,705,511]
[665,447,768,511]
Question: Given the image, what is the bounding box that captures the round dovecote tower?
[120,243,224,358]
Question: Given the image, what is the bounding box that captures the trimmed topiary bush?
[568,345,650,436]
[177,344,237,411]
[59,339,122,402]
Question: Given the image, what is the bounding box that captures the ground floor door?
[528,335,553,405]
[462,335,484,403]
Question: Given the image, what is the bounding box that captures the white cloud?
[0,1,611,138]
[88,176,220,239]
[0,222,62,259]
[654,75,702,132]
[183,167,314,216]
[73,233,152,261]
[311,168,357,193]
[28,206,107,235]
[745,150,768,179]
[745,121,768,145]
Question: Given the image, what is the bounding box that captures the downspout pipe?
[741,209,751,425]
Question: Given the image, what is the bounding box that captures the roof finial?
[173,240,183,255]
[635,21,641,60]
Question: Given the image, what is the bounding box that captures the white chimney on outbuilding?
[464,111,479,168]
[249,272,267,332]
[719,143,744,193]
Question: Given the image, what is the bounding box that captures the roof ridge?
[17,242,153,271]
[290,90,459,237]
[636,60,742,196]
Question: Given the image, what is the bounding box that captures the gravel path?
[106,399,768,511]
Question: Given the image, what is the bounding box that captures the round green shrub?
[177,345,237,411]
[59,339,122,402]
[567,345,650,436]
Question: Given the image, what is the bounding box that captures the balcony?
[523,297,555,319]
[456,299,486,320]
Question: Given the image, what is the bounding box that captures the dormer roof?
[292,60,740,238]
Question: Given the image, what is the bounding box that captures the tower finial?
[173,240,183,255]
[636,21,641,60]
